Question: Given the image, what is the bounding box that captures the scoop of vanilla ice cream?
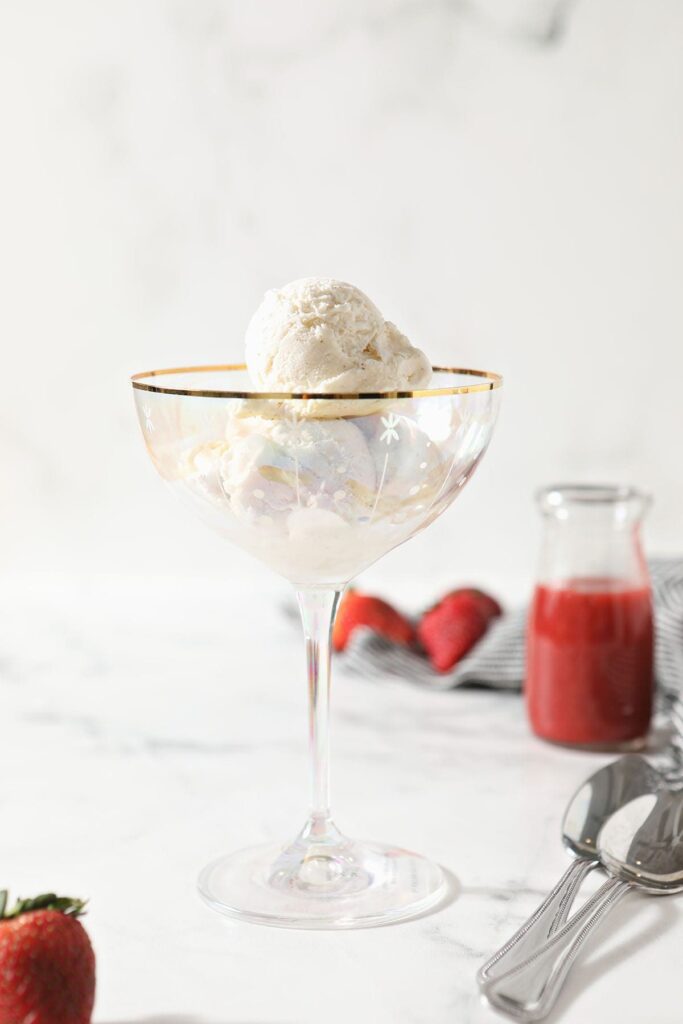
[174,409,450,584]
[245,278,432,393]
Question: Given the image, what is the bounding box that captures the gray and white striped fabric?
[649,560,683,765]
[340,559,683,705]
[341,609,527,691]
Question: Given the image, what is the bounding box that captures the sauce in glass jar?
[526,487,654,748]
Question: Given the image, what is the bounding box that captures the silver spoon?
[482,788,683,1021]
[478,754,661,985]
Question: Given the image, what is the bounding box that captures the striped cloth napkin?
[340,559,683,706]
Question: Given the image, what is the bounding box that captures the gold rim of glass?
[130,364,503,400]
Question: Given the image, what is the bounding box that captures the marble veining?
[0,1,680,1019]
[1,574,681,1023]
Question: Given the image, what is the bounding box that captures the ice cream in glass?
[132,277,502,928]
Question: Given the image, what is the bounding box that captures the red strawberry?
[418,591,489,672]
[333,591,416,652]
[445,587,502,624]
[0,891,95,1024]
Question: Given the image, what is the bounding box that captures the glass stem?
[296,587,342,837]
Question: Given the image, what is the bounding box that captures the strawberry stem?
[0,892,88,919]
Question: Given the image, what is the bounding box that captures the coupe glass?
[132,364,502,928]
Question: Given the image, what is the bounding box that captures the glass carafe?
[526,485,654,749]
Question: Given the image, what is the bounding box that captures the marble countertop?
[1,574,679,1024]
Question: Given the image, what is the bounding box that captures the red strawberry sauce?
[526,578,654,746]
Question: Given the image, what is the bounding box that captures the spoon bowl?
[562,754,662,858]
[599,789,683,892]
[483,786,683,1020]
[478,754,662,985]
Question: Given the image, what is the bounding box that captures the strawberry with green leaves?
[0,891,95,1024]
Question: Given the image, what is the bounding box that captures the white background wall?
[1,0,681,605]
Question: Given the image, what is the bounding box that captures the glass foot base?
[198,825,448,929]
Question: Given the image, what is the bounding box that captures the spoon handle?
[482,876,631,1022]
[477,857,597,985]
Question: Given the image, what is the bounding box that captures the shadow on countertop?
[532,894,680,1024]
[102,873,461,1024]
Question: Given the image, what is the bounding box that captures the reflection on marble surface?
[1,574,681,1022]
